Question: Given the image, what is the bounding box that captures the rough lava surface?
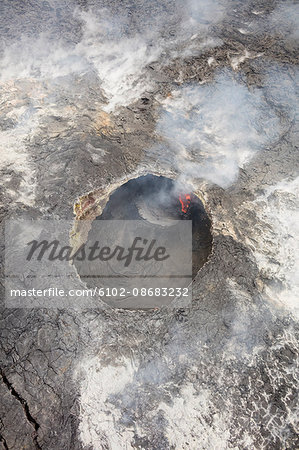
[0,0,298,449]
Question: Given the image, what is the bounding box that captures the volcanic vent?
[75,175,212,283]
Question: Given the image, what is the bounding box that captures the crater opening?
[97,175,212,277]
[75,175,212,284]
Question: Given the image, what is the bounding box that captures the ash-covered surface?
[0,0,298,448]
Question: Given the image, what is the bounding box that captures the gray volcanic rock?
[0,0,298,449]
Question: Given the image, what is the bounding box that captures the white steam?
[155,72,280,188]
[75,10,161,112]
[181,0,228,34]
[269,1,299,41]
[0,19,159,113]
[159,383,231,449]
[0,1,229,200]
[0,2,228,113]
[76,355,137,449]
[0,11,159,112]
[248,178,299,319]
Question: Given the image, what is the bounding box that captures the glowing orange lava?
[179,194,191,213]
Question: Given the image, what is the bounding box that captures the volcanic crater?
[73,174,213,308]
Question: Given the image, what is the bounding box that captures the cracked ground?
[0,0,298,449]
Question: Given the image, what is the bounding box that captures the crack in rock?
[0,369,41,449]
[0,431,8,450]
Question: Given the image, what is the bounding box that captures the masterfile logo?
[26,237,170,266]
[5,220,192,309]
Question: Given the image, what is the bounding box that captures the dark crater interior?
[75,175,213,282]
